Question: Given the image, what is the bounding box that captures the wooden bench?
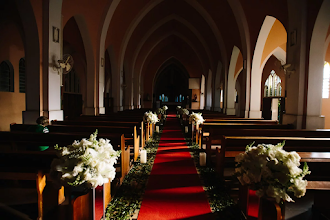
[11,123,141,163]
[212,136,330,219]
[205,128,330,164]
[0,151,64,220]
[0,131,130,220]
[51,119,146,149]
[196,123,294,148]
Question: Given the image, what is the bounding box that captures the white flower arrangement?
[178,108,189,116]
[50,131,120,188]
[144,111,160,124]
[156,108,164,115]
[235,141,310,203]
[189,112,204,125]
[162,105,168,111]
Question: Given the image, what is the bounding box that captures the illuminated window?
[323,62,330,98]
[264,70,282,97]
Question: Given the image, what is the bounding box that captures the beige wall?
[322,42,330,128]
[0,21,25,131]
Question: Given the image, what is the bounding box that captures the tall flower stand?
[65,182,110,220]
[68,186,95,220]
[258,197,285,220]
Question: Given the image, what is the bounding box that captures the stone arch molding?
[227,46,241,115]
[137,32,207,105]
[250,16,287,118]
[131,15,213,108]
[14,0,41,124]
[73,15,96,115]
[306,0,330,129]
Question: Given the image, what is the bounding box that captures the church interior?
[1,0,330,219]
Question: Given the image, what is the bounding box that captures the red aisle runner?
[138,114,214,220]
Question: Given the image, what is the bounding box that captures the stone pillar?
[282,0,307,128]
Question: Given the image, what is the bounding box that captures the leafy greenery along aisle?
[105,130,162,220]
[185,139,246,220]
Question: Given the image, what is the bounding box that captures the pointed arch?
[214,61,222,112]
[227,46,243,115]
[14,0,40,124]
[307,0,330,128]
[98,0,121,112]
[250,16,287,118]
[74,15,96,115]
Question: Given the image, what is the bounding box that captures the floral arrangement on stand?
[144,111,160,124]
[162,105,168,116]
[235,141,310,203]
[50,130,121,189]
[156,108,164,115]
[189,112,205,125]
[176,106,181,117]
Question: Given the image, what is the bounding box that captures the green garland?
[104,130,162,220]
[185,136,246,220]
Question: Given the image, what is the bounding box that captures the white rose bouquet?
[235,141,310,203]
[144,111,160,124]
[156,108,164,115]
[189,112,204,125]
[178,108,189,116]
[50,130,120,188]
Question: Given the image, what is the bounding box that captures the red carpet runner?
[138,114,214,220]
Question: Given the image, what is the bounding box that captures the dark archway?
[153,59,189,109]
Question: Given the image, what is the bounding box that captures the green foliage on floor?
[185,138,246,220]
[104,130,162,220]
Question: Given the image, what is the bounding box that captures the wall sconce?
[282,63,295,77]
[53,26,60,43]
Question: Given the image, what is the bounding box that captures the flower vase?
[70,182,92,199]
[68,184,95,220]
[258,197,285,220]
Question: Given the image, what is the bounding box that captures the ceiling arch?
[130,14,213,75]
[138,32,206,83]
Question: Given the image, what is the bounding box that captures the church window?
[322,62,330,98]
[264,70,281,97]
[0,60,14,92]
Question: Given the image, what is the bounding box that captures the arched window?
[264,70,282,97]
[19,58,25,93]
[0,60,14,92]
[323,62,330,98]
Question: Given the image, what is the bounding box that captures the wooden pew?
[230,150,330,219]
[11,123,141,163]
[0,151,65,220]
[197,122,294,149]
[0,131,130,219]
[206,128,330,164]
[212,136,330,219]
[213,136,330,178]
[51,119,145,151]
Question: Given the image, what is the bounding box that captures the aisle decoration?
[50,130,120,188]
[235,141,310,203]
[189,112,205,125]
[144,111,159,124]
[162,105,168,115]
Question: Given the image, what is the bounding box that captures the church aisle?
[137,114,214,220]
